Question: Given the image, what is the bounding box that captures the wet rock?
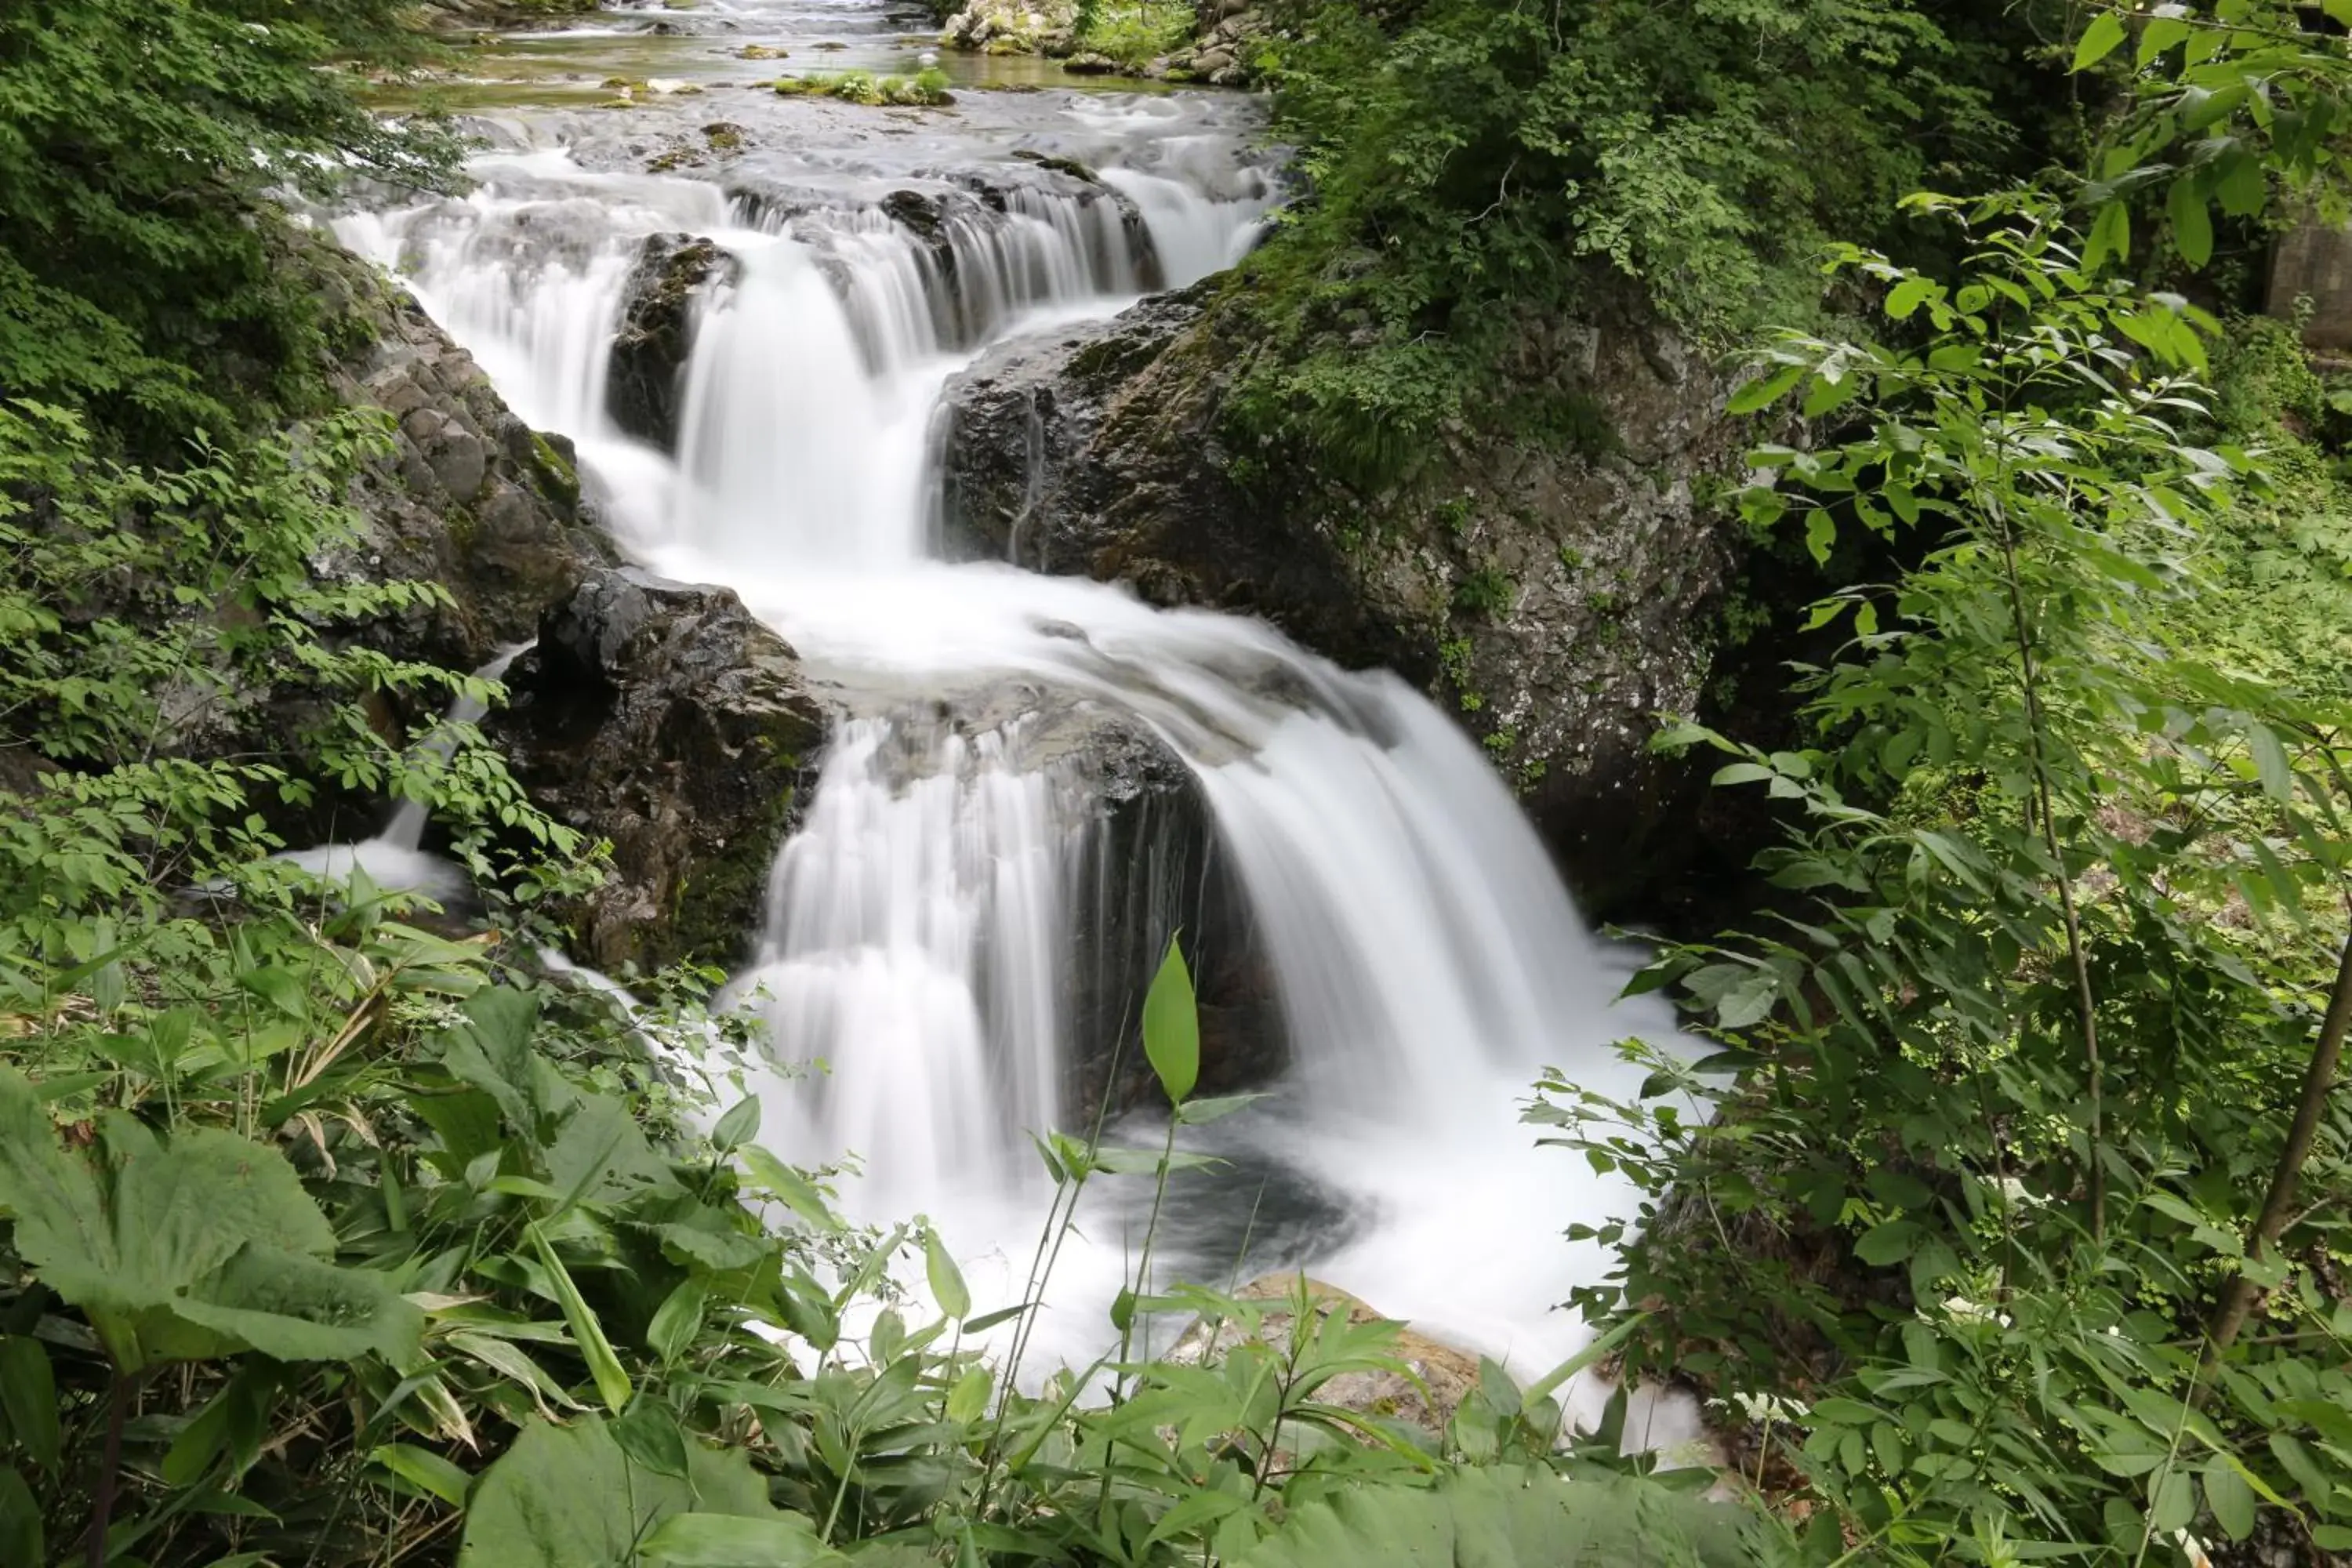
[938,283,1744,914]
[607,233,737,453]
[319,245,610,675]
[1167,1274,1481,1440]
[1063,51,1120,73]
[491,567,828,971]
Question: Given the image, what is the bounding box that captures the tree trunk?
[2205,926,2352,1363]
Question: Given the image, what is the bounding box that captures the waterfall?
[341,109,1674,1388]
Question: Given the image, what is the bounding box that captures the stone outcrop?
[608,233,736,453]
[490,568,829,972]
[1167,1274,1483,1440]
[937,284,1744,913]
[320,255,611,675]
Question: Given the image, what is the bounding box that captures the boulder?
[1167,1274,1481,1441]
[607,233,737,453]
[936,283,1744,914]
[491,567,828,971]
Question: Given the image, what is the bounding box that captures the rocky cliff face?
[937,284,1745,912]
[319,255,611,673]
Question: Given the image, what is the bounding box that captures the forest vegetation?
[2,0,2350,1564]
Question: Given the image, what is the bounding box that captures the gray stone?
[936,282,1747,913]
[607,233,737,453]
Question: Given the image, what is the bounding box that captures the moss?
[662,753,804,969]
[529,432,579,508]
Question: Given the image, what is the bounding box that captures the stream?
[336,0,1688,1421]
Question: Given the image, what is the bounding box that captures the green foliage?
[0,0,456,441]
[1233,1465,1753,1568]
[776,69,955,105]
[1537,27,2352,1552]
[0,1068,422,1372]
[1219,0,2065,488]
[1074,0,1192,69]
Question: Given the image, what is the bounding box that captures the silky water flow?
[337,103,1691,1427]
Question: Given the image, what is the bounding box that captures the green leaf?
[0,1465,38,1568]
[1142,938,1200,1105]
[2167,178,2213,268]
[612,1400,690,1479]
[648,1278,708,1367]
[0,1339,59,1472]
[2248,725,2294,803]
[376,1443,475,1508]
[1176,1092,1268,1126]
[710,1094,761,1154]
[924,1227,971,1321]
[946,1367,993,1424]
[1854,1221,1920,1266]
[1727,363,1804,416]
[1884,278,1936,320]
[2148,1468,2196,1534]
[2084,201,2131,274]
[2071,10,2126,71]
[2201,1458,2255,1541]
[2137,14,2189,64]
[1805,509,1836,565]
[741,1146,843,1232]
[528,1225,633,1414]
[1233,1467,1754,1568]
[0,1071,417,1371]
[638,1513,846,1567]
[457,1417,782,1568]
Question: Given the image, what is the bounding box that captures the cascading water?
[338,61,1679,1407]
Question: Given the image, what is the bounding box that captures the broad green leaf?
[528,1225,633,1414]
[0,1338,59,1472]
[2248,725,2294,803]
[1233,1466,1753,1568]
[1176,1092,1268,1126]
[612,1399,690,1479]
[1854,1220,1919,1266]
[2071,10,2125,71]
[946,1366,993,1423]
[2202,1458,2255,1541]
[1727,362,1804,416]
[456,1417,779,1568]
[2084,201,2131,273]
[710,1093,761,1153]
[1884,278,1936,319]
[0,1072,416,1371]
[0,1465,38,1568]
[2148,1468,2196,1534]
[639,1512,845,1567]
[648,1278,709,1367]
[1143,938,1200,1105]
[2167,178,2212,268]
[924,1227,971,1321]
[741,1146,843,1232]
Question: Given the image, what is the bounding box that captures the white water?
[339,96,1681,1413]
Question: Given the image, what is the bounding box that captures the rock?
[318,245,609,676]
[490,567,828,971]
[607,233,737,454]
[1063,50,1120,73]
[937,283,1744,914]
[1191,47,1235,72]
[1167,1275,1481,1441]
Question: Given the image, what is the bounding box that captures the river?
[336,0,1686,1424]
